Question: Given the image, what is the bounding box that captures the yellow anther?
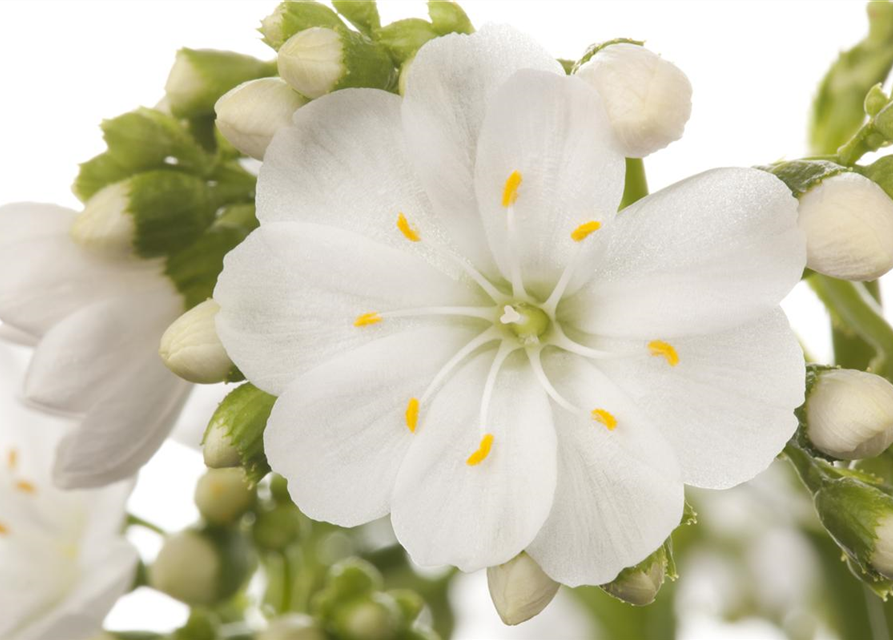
[354,312,382,327]
[648,340,679,367]
[0,522,7,535]
[396,213,421,242]
[15,480,36,495]
[591,408,617,431]
[466,433,494,466]
[7,448,17,470]
[571,220,602,242]
[502,171,522,207]
[405,398,420,433]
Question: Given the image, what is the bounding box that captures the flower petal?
[391,349,556,572]
[215,222,489,396]
[0,202,75,244]
[474,69,625,299]
[561,168,805,338]
[267,325,480,528]
[526,350,683,587]
[402,24,564,277]
[595,309,805,489]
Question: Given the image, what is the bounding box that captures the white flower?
[487,552,560,625]
[215,25,806,586]
[0,344,137,640]
[806,368,893,460]
[575,42,692,158]
[0,202,191,488]
[797,172,893,281]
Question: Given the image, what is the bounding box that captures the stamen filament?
[550,326,626,360]
[526,347,586,415]
[419,328,501,404]
[543,247,583,314]
[445,254,509,303]
[505,203,528,300]
[478,341,521,432]
[380,306,497,322]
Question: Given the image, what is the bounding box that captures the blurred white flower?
[215,25,806,587]
[0,203,190,488]
[0,344,137,640]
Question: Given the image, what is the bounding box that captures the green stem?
[278,550,293,614]
[619,157,648,210]
[126,513,166,536]
[783,441,830,494]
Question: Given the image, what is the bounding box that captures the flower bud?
[215,78,308,160]
[486,552,559,625]
[69,181,134,258]
[575,42,692,158]
[872,513,893,579]
[599,543,670,606]
[866,84,890,117]
[332,595,402,640]
[375,19,438,65]
[160,300,236,384]
[194,468,256,525]
[260,1,345,51]
[806,368,893,460]
[797,172,893,281]
[253,503,307,551]
[259,614,327,640]
[202,383,275,482]
[277,27,397,99]
[165,48,276,119]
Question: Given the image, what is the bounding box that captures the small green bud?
[374,19,438,65]
[327,558,383,600]
[332,594,402,640]
[332,0,380,36]
[260,1,345,50]
[278,27,397,99]
[259,614,327,640]
[866,83,890,117]
[253,503,307,551]
[874,101,893,140]
[202,383,275,482]
[165,48,276,119]
[427,1,473,35]
[600,543,671,606]
[160,299,237,384]
[194,468,256,525]
[486,552,559,625]
[387,589,425,624]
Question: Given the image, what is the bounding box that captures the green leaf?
[375,18,439,65]
[757,159,850,198]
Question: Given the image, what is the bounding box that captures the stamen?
[502,171,522,208]
[7,448,17,470]
[592,408,617,431]
[549,326,626,360]
[396,213,421,242]
[405,398,420,433]
[445,254,508,303]
[354,312,382,327]
[15,480,35,494]
[648,340,679,366]
[571,220,601,242]
[478,341,520,429]
[419,328,501,404]
[380,306,496,322]
[466,433,495,466]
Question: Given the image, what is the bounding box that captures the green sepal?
[333,0,381,36]
[335,29,399,92]
[756,159,850,198]
[427,1,474,36]
[253,502,308,551]
[572,37,644,74]
[167,48,277,119]
[558,59,574,75]
[374,19,439,65]
[207,161,258,209]
[73,152,132,202]
[599,540,671,606]
[260,1,345,50]
[203,382,276,485]
[127,171,215,258]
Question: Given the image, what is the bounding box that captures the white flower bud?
[575,43,692,158]
[797,172,893,281]
[486,552,560,625]
[160,299,235,384]
[259,614,326,640]
[806,368,893,460]
[278,27,345,98]
[69,181,134,258]
[215,78,307,160]
[203,420,242,469]
[872,512,893,579]
[150,530,221,606]
[194,468,255,525]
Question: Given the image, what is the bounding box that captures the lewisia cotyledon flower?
[0,203,190,488]
[0,345,137,640]
[215,25,807,585]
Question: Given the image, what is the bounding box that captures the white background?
[0,1,883,638]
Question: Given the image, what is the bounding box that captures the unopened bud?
[600,543,670,606]
[375,19,438,65]
[194,468,256,525]
[165,48,276,119]
[797,172,893,280]
[260,1,344,50]
[70,181,133,258]
[277,27,396,99]
[202,383,275,482]
[486,552,559,626]
[160,300,236,384]
[806,368,893,460]
[253,503,307,551]
[866,84,890,117]
[575,42,692,158]
[215,78,307,160]
[332,595,401,640]
[259,614,327,640]
[872,513,893,579]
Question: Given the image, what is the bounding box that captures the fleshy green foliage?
[427,1,474,36]
[373,19,439,66]
[335,29,400,92]
[333,0,381,36]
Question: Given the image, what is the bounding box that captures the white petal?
[391,349,556,572]
[474,69,625,298]
[25,290,182,414]
[595,309,805,489]
[402,24,564,276]
[526,351,683,587]
[266,325,480,527]
[561,168,805,338]
[0,202,75,245]
[215,222,488,396]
